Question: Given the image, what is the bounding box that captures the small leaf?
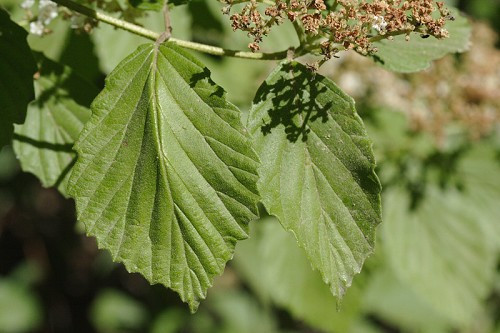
[248,61,381,299]
[13,53,97,197]
[69,42,260,311]
[372,9,470,73]
[0,8,37,148]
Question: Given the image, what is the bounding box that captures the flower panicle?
[221,0,453,58]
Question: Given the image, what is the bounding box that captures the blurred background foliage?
[0,0,499,332]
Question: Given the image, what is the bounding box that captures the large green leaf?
[0,8,37,148]
[69,42,260,311]
[372,9,470,73]
[381,146,500,326]
[248,61,381,299]
[12,54,97,197]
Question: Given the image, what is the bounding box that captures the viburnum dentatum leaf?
[13,53,97,197]
[68,42,260,311]
[372,9,471,73]
[248,61,381,299]
[0,8,37,148]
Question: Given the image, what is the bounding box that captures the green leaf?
[12,54,97,197]
[362,269,452,332]
[28,16,71,61]
[234,217,366,333]
[207,290,279,333]
[90,289,148,332]
[188,0,225,47]
[0,8,37,148]
[372,9,470,73]
[91,12,166,73]
[248,61,381,300]
[69,42,260,311]
[0,279,42,333]
[168,0,191,8]
[381,146,500,326]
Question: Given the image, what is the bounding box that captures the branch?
[51,0,288,60]
[230,0,276,5]
[368,26,429,43]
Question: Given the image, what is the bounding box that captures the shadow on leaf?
[254,62,331,143]
[12,133,74,152]
[33,52,98,109]
[189,67,224,98]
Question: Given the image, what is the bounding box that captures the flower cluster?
[329,22,499,143]
[21,0,59,36]
[222,0,453,56]
[21,0,145,36]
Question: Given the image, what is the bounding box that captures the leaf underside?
[69,42,260,311]
[248,61,381,299]
[0,8,37,148]
[13,54,97,196]
[373,9,471,73]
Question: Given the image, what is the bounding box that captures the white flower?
[372,15,387,33]
[38,0,58,25]
[30,21,44,35]
[21,0,35,9]
[70,15,84,29]
[39,0,56,8]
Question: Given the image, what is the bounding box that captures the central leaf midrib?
[149,47,242,276]
[159,52,250,144]
[154,55,256,220]
[296,123,364,290]
[162,112,248,238]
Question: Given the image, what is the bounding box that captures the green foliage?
[373,10,471,72]
[90,12,165,74]
[0,8,36,149]
[68,42,260,311]
[362,269,452,332]
[381,146,500,326]
[13,53,97,196]
[1,0,494,327]
[234,216,366,332]
[248,61,381,299]
[90,289,149,332]
[0,263,43,333]
[0,279,42,333]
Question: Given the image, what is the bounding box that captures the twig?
[51,0,289,60]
